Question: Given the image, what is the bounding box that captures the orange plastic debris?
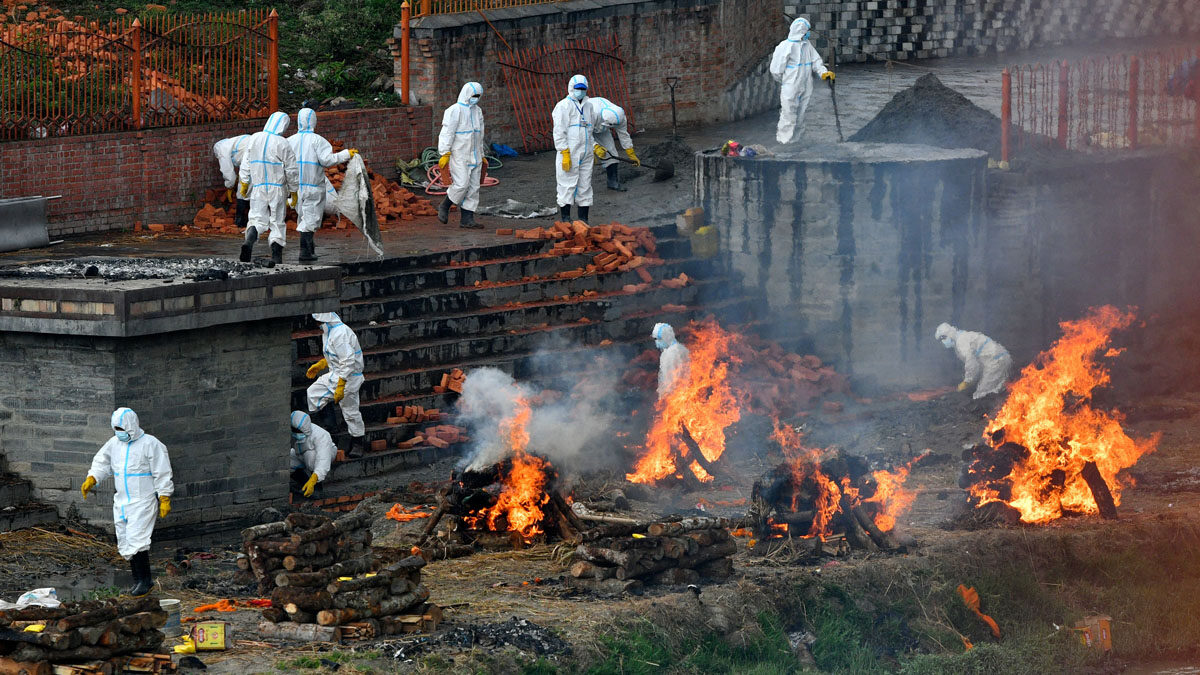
[193,598,238,613]
[956,584,1001,638]
[385,503,433,522]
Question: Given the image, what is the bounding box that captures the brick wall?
[0,320,295,535]
[399,0,777,147]
[788,0,1200,63]
[0,107,433,238]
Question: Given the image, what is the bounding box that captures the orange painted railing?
[1001,46,1200,162]
[412,0,567,17]
[1,10,278,141]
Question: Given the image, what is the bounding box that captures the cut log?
[549,491,587,534]
[255,539,315,556]
[615,538,737,580]
[286,610,316,624]
[647,517,734,537]
[291,522,339,546]
[242,520,289,542]
[259,607,287,624]
[0,626,81,650]
[0,659,52,675]
[695,556,734,580]
[836,504,877,553]
[342,620,380,639]
[55,596,159,631]
[271,587,333,613]
[415,502,447,545]
[275,571,331,588]
[569,560,615,580]
[661,536,699,559]
[317,586,430,626]
[331,509,375,537]
[575,544,644,568]
[565,577,644,595]
[1081,461,1119,519]
[115,611,165,634]
[283,553,335,571]
[326,555,378,578]
[0,606,71,626]
[569,523,642,544]
[77,623,120,646]
[332,588,387,611]
[284,513,330,532]
[256,621,341,643]
[677,423,731,481]
[851,505,899,551]
[573,513,644,526]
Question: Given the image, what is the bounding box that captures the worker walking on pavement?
[590,96,639,192]
[288,410,337,499]
[552,74,595,223]
[81,408,174,598]
[437,82,486,229]
[935,323,1013,399]
[653,323,690,400]
[287,108,358,262]
[770,17,834,144]
[306,312,366,458]
[212,134,252,232]
[238,111,299,264]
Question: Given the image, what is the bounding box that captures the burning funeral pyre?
[961,306,1158,523]
[745,422,924,556]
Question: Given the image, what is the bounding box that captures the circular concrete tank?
[695,142,989,391]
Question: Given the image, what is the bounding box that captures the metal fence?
[0,10,278,141]
[1002,46,1200,161]
[498,35,635,153]
[411,0,565,17]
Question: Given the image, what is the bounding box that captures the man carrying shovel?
[590,97,640,192]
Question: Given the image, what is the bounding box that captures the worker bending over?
[238,111,299,264]
[552,74,595,223]
[935,322,1013,399]
[288,108,357,262]
[590,96,639,192]
[437,82,486,229]
[212,134,252,232]
[770,17,834,144]
[81,408,173,597]
[307,312,366,457]
[289,410,337,498]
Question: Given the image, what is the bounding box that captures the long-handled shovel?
[828,78,845,142]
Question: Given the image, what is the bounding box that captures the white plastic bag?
[333,155,384,257]
[0,587,62,610]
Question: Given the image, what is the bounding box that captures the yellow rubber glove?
[334,378,347,403]
[625,148,640,166]
[302,473,320,497]
[158,495,171,518]
[561,149,571,171]
[224,188,233,203]
[306,358,328,379]
[81,475,96,500]
[438,152,451,170]
[957,381,970,392]
[174,635,196,655]
[287,191,298,208]
[238,181,250,198]
[822,71,836,81]
[593,144,608,160]
[348,148,359,159]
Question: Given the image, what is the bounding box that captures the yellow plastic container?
[190,620,229,651]
[1073,615,1112,652]
[690,225,718,259]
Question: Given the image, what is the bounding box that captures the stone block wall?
[0,320,294,534]
[790,0,1200,63]
[0,107,432,238]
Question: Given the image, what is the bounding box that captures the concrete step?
[0,504,59,533]
[0,477,32,509]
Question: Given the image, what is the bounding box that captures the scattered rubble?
[389,616,571,661]
[497,221,661,281]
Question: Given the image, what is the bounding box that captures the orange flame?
[627,319,745,484]
[864,451,928,531]
[385,503,433,522]
[973,306,1157,523]
[477,396,551,541]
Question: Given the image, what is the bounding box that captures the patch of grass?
[277,654,323,670]
[80,585,121,601]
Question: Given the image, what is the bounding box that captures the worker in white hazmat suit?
[552,74,595,223]
[306,312,366,457]
[287,108,357,262]
[436,82,486,229]
[289,410,337,498]
[769,17,834,145]
[935,323,1013,399]
[81,408,174,597]
[590,96,640,192]
[653,323,690,400]
[238,111,299,264]
[212,134,252,231]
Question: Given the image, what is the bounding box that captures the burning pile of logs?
[568,517,737,594]
[0,596,169,672]
[240,502,376,596]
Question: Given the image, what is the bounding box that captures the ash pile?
[0,257,270,282]
[243,498,439,641]
[849,73,1006,155]
[567,517,736,595]
[0,596,171,671]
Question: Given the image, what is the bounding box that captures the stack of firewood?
[0,596,169,672]
[240,501,377,596]
[568,517,737,594]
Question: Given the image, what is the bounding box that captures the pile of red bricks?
[497,221,661,282]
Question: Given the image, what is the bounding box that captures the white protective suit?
[552,74,595,208]
[653,323,691,400]
[213,134,251,189]
[307,312,366,437]
[87,408,174,560]
[238,111,299,247]
[769,17,828,144]
[438,82,486,211]
[289,410,336,481]
[287,108,351,233]
[590,96,633,170]
[935,323,1013,400]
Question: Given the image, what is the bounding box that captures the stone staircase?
[289,222,755,482]
[0,451,59,532]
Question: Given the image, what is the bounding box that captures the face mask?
[940,337,955,349]
[115,430,131,442]
[468,96,480,106]
[292,432,307,443]
[655,337,669,350]
[571,89,586,101]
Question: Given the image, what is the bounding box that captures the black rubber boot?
[128,551,153,597]
[270,242,283,265]
[348,436,366,459]
[559,205,571,222]
[606,164,626,191]
[437,197,452,224]
[578,206,589,224]
[239,226,258,262]
[459,209,482,229]
[299,232,317,262]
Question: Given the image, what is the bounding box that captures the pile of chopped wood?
[568,517,737,594]
[240,500,377,596]
[496,222,662,281]
[0,596,169,672]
